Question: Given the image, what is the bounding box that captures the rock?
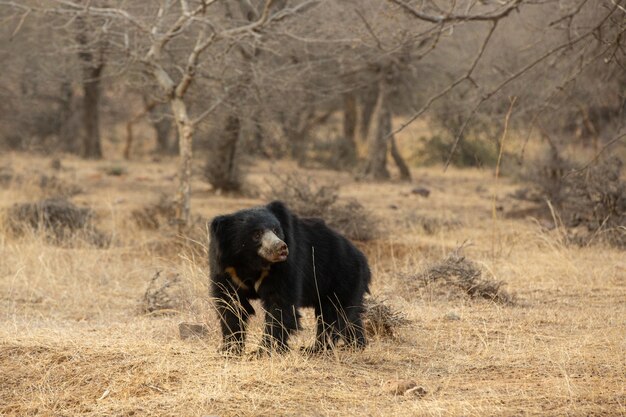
[411,187,430,198]
[179,322,209,340]
[405,386,428,397]
[444,311,461,321]
[50,158,62,170]
[386,379,427,397]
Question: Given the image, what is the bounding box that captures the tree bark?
[81,67,104,159]
[204,114,242,192]
[171,97,194,230]
[359,86,379,143]
[76,16,104,159]
[363,80,390,180]
[387,116,412,181]
[340,92,358,164]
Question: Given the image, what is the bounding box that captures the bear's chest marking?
[225,266,270,292]
[254,268,270,293]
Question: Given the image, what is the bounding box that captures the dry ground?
[0,152,624,417]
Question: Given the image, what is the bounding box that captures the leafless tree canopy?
[0,0,624,222]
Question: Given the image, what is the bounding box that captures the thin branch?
[175,31,217,97]
[389,0,522,23]
[51,0,150,33]
[354,8,384,50]
[9,7,29,39]
[223,0,275,36]
[146,0,219,59]
[549,0,589,27]
[192,95,226,125]
[564,132,626,176]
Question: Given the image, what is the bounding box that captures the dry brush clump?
[266,173,378,241]
[3,198,109,247]
[520,154,625,247]
[140,270,184,315]
[131,194,178,230]
[363,297,410,339]
[560,156,625,247]
[406,246,515,305]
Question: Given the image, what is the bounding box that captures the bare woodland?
[0,0,625,416]
[1,0,624,222]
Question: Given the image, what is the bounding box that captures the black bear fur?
[209,201,371,355]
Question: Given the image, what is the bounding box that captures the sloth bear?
[209,201,371,355]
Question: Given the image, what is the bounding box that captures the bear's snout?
[258,230,289,263]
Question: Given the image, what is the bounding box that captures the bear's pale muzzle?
[258,230,289,262]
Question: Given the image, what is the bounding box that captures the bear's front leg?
[214,290,255,355]
[258,299,299,354]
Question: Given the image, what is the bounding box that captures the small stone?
[389,379,415,395]
[179,322,209,340]
[50,158,62,170]
[444,311,461,321]
[411,187,430,198]
[405,386,428,397]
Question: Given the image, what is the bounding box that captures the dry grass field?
[0,150,624,417]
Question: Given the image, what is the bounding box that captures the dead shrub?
[402,213,463,235]
[4,198,109,247]
[407,246,515,305]
[38,175,83,198]
[0,166,16,187]
[520,152,625,247]
[560,156,625,247]
[266,173,377,241]
[363,297,410,339]
[131,194,178,229]
[140,271,183,315]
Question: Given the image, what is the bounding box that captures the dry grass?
[1,152,625,416]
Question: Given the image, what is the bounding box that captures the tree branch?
[389,0,522,23]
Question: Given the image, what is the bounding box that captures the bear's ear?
[266,200,292,234]
[209,215,231,242]
[266,200,288,215]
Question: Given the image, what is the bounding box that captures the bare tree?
[2,0,319,227]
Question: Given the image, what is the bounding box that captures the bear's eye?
[253,230,263,241]
[272,227,280,235]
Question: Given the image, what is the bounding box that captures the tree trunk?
[204,114,242,192]
[363,80,390,180]
[151,105,174,154]
[340,92,358,164]
[171,97,194,230]
[359,86,379,143]
[82,67,104,159]
[76,16,104,159]
[387,115,412,181]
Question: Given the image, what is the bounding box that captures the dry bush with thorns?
[266,173,377,241]
[560,156,626,247]
[522,154,626,247]
[131,194,178,230]
[140,270,184,315]
[38,175,83,199]
[363,297,410,339]
[3,198,109,247]
[409,246,515,305]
